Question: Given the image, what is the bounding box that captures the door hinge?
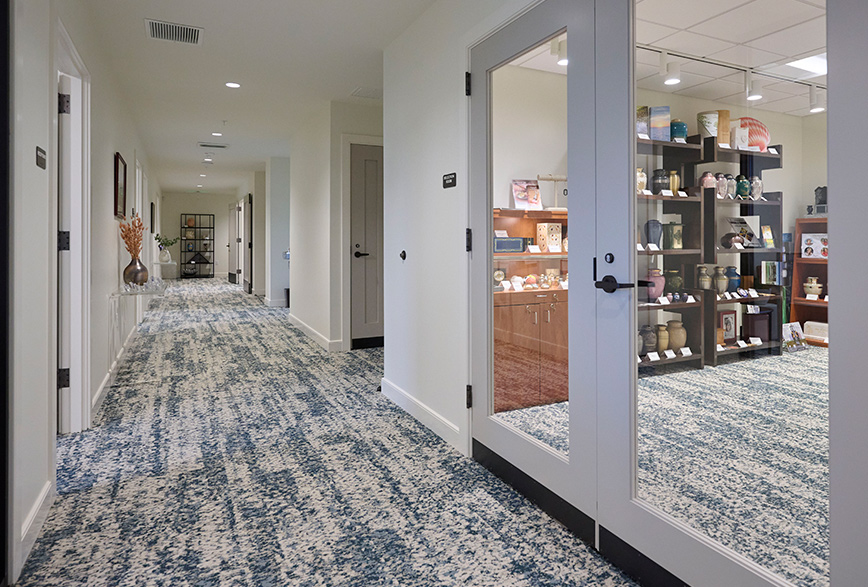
[236,269,241,274]
[466,385,473,409]
[465,72,471,96]
[58,231,70,251]
[58,368,70,388]
[236,237,242,243]
[465,228,472,252]
[58,93,70,114]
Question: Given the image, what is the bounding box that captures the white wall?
[492,65,567,209]
[383,0,539,454]
[160,192,240,274]
[253,170,266,295]
[265,157,291,306]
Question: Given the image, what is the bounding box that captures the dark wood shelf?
[493,208,568,220]
[794,257,828,265]
[637,136,702,153]
[639,349,702,366]
[714,247,783,255]
[638,248,702,256]
[638,193,702,202]
[700,137,783,173]
[715,294,780,305]
[638,300,702,311]
[715,340,781,357]
[792,297,828,308]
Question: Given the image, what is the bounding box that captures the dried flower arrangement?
[119,213,145,259]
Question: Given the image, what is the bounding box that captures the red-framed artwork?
[114,152,126,219]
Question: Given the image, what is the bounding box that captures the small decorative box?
[536,223,562,253]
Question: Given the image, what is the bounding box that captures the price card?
[717,344,726,352]
[806,294,819,301]
[647,352,661,362]
[527,245,541,253]
[663,349,677,359]
[647,243,660,251]
[661,189,674,197]
[641,189,653,196]
[638,133,651,140]
[768,147,779,155]
[549,245,562,253]
[824,295,829,302]
[737,340,749,348]
[501,281,511,291]
[494,230,509,238]
[637,243,645,251]
[733,242,745,250]
[657,296,670,305]
[723,292,733,299]
[674,137,687,144]
[686,295,697,304]
[717,294,722,301]
[744,145,761,152]
[748,288,759,297]
[638,356,642,364]
[677,191,689,197]
[679,347,692,357]
[718,143,731,149]
[749,337,763,345]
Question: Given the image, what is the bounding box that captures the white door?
[469,0,597,522]
[350,144,384,345]
[242,194,253,294]
[228,202,238,283]
[57,75,74,433]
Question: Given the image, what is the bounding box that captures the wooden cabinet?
[790,217,828,346]
[493,290,567,412]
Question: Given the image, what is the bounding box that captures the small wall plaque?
[36,147,47,169]
[443,173,457,189]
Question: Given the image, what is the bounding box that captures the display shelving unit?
[180,213,215,279]
[790,216,828,346]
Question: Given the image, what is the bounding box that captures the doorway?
[228,201,239,283]
[2,2,10,584]
[350,144,384,349]
[242,194,253,294]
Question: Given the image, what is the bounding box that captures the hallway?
[17,280,632,586]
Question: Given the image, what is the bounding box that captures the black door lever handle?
[354,251,370,258]
[594,275,636,294]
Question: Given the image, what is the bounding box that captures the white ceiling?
[81,0,438,195]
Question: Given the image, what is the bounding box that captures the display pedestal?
[155,261,178,279]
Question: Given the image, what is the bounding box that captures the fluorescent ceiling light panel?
[786,53,827,76]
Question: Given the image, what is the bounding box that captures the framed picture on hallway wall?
[114,152,126,219]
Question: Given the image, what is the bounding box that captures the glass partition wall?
[634,3,829,585]
[489,33,570,455]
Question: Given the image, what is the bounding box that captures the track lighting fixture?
[809,85,826,113]
[659,51,680,85]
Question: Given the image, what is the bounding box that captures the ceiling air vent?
[145,19,203,45]
[197,142,228,150]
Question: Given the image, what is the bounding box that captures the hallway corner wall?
[253,171,266,296]
[382,0,538,455]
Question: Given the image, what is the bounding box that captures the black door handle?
[595,275,636,294]
[354,251,370,258]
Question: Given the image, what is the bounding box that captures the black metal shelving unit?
[180,213,215,278]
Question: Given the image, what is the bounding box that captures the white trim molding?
[288,312,342,352]
[381,377,468,456]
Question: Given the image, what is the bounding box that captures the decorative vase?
[646,268,665,301]
[736,174,751,198]
[638,332,644,354]
[186,217,195,227]
[663,222,683,250]
[670,119,688,140]
[644,219,663,248]
[637,168,647,194]
[804,277,823,296]
[664,270,683,293]
[123,257,149,285]
[700,171,716,189]
[715,173,727,198]
[725,266,741,292]
[725,174,736,199]
[656,325,669,353]
[639,325,657,355]
[717,328,725,346]
[667,320,687,350]
[713,266,729,295]
[668,170,680,193]
[750,176,763,200]
[720,232,744,249]
[158,248,172,263]
[697,266,712,290]
[651,169,669,194]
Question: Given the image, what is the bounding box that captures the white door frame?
[54,20,91,432]
[468,0,598,521]
[340,134,383,351]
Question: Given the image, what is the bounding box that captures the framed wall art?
[114,152,127,219]
[719,310,737,344]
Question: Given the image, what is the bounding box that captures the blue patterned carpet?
[497,350,829,587]
[17,280,633,587]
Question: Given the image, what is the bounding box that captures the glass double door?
[469,1,828,586]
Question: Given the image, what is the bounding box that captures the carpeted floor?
[17,279,634,587]
[497,349,829,587]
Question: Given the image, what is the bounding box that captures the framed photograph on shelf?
[511,179,542,210]
[114,152,127,219]
[782,322,809,352]
[801,233,828,259]
[719,310,737,344]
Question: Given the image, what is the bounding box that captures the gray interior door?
[350,144,384,345]
[228,202,238,283]
[242,194,252,294]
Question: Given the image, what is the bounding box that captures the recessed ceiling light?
[225,82,241,88]
[197,184,203,188]
[200,174,206,177]
[204,156,213,162]
[211,132,222,137]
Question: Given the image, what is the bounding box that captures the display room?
[488,5,828,585]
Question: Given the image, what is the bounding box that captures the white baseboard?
[263,296,287,308]
[91,326,136,421]
[15,480,55,580]
[287,313,342,351]
[381,377,468,456]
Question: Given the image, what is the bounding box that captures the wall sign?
[443,172,457,189]
[36,147,46,169]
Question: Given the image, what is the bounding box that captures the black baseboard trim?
[471,440,595,546]
[228,273,237,284]
[599,526,689,587]
[351,336,384,350]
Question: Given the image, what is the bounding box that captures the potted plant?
[154,233,180,263]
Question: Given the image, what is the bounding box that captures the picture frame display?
[719,310,737,344]
[801,233,828,259]
[114,152,127,219]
